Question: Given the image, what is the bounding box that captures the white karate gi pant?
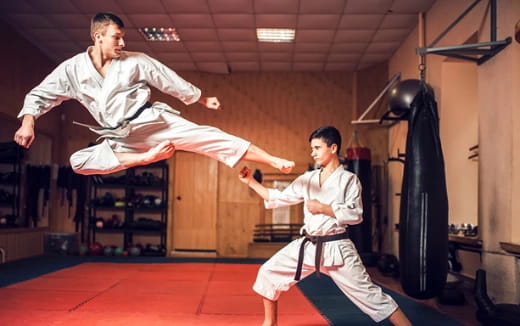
[253,237,398,323]
[70,104,251,175]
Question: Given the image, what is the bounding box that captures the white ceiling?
[0,0,436,73]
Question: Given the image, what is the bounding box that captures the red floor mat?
[0,288,98,310]
[0,262,330,326]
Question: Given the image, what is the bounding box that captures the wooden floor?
[367,267,479,326]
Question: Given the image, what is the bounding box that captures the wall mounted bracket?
[416,0,511,65]
[351,72,408,126]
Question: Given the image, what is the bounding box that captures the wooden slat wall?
[0,228,46,263]
[152,68,388,257]
[152,71,358,170]
[0,21,67,261]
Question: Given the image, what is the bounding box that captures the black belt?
[73,101,152,131]
[294,229,349,281]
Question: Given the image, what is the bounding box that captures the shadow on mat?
[297,274,465,326]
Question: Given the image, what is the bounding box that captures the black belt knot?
[74,101,153,131]
[294,229,349,281]
[109,101,152,130]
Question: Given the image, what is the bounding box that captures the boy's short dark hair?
[90,13,124,40]
[309,126,342,153]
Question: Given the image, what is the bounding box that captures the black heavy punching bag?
[394,79,448,299]
[345,136,372,255]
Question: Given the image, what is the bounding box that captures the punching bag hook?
[418,55,426,81]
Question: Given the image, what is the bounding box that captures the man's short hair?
[309,126,342,153]
[90,12,124,40]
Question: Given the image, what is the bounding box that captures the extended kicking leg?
[242,144,295,174]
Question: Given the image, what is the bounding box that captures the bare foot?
[272,158,295,174]
[147,140,175,163]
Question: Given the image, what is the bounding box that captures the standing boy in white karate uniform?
[14,12,294,175]
[239,126,411,326]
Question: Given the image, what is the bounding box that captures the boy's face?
[310,138,337,167]
[95,23,125,58]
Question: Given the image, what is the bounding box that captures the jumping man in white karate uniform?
[239,126,411,326]
[14,12,295,175]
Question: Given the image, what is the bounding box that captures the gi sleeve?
[18,61,74,119]
[332,174,363,226]
[139,53,201,105]
[264,175,306,209]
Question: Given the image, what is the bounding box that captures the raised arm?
[15,60,74,149]
[139,53,202,105]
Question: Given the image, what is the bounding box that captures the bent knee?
[69,146,122,176]
[69,150,89,175]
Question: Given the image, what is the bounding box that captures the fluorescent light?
[256,28,295,43]
[138,27,181,42]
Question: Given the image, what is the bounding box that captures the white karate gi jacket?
[265,165,363,267]
[18,47,200,128]
[18,48,250,174]
[255,166,398,322]
[266,166,363,232]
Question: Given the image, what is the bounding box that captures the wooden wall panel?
[152,68,388,258]
[0,228,46,263]
[151,71,358,170]
[0,20,73,260]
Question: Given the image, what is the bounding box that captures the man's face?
[310,138,337,166]
[95,23,125,58]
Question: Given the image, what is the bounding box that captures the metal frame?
[351,73,408,126]
[416,0,511,65]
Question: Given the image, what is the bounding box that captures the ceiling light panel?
[256,28,295,43]
[139,27,181,42]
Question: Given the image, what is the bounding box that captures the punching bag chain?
[418,55,426,81]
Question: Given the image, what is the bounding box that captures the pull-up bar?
[416,0,511,65]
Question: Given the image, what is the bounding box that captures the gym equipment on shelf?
[88,161,168,256]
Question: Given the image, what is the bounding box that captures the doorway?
[169,151,218,255]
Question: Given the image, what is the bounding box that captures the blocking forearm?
[306,199,336,218]
[248,180,270,201]
[319,204,335,218]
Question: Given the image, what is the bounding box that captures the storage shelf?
[93,227,165,234]
[92,206,126,211]
[93,183,164,190]
[499,242,520,255]
[88,163,169,254]
[449,235,482,248]
[0,148,21,226]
